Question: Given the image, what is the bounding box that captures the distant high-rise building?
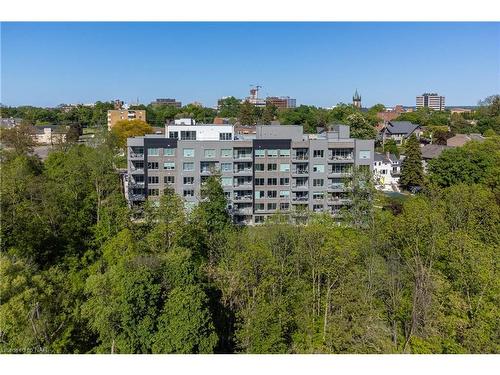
[353,90,362,108]
[266,96,297,109]
[416,93,445,111]
[114,99,124,110]
[151,98,182,108]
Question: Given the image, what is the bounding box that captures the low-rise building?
[420,144,450,171]
[107,109,147,130]
[380,121,422,145]
[446,133,485,147]
[32,125,67,145]
[373,152,401,191]
[126,122,374,225]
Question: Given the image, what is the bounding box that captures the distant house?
[381,121,422,145]
[446,133,486,147]
[420,144,450,171]
[373,152,402,191]
[32,125,67,145]
[0,117,23,129]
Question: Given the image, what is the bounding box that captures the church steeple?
[353,89,362,108]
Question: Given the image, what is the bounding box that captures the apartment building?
[107,109,147,130]
[266,96,297,109]
[416,93,445,111]
[126,122,374,225]
[151,98,182,108]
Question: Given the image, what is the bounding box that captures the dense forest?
[1,117,499,353]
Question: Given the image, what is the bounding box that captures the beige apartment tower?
[107,109,147,130]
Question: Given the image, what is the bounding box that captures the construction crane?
[249,84,263,99]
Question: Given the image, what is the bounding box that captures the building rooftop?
[420,144,450,159]
[384,121,421,136]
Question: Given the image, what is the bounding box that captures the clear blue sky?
[1,22,499,108]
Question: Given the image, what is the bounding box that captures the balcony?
[233,195,253,202]
[292,196,309,203]
[233,168,253,175]
[233,181,253,188]
[129,193,145,201]
[328,183,346,191]
[291,169,309,176]
[129,152,144,159]
[130,167,144,174]
[327,197,351,205]
[291,184,308,190]
[329,154,354,162]
[232,207,253,216]
[128,181,145,188]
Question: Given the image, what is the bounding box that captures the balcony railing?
[234,182,252,187]
[292,169,309,175]
[292,196,309,202]
[329,155,353,161]
[129,152,144,159]
[328,183,345,190]
[292,154,309,160]
[234,154,252,160]
[233,195,253,201]
[234,168,253,174]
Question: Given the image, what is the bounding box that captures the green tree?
[345,113,376,139]
[111,119,154,149]
[239,100,256,125]
[399,134,424,189]
[218,96,242,118]
[383,139,399,157]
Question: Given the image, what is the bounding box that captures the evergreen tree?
[400,134,424,190]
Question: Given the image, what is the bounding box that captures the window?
[280,203,290,211]
[183,177,194,185]
[148,162,159,170]
[221,162,232,172]
[279,190,290,198]
[313,150,324,158]
[168,131,178,139]
[313,204,324,211]
[164,176,175,184]
[134,175,144,182]
[148,188,159,196]
[180,131,196,140]
[254,215,265,224]
[332,164,352,174]
[313,192,324,200]
[204,149,216,158]
[221,149,232,158]
[313,164,325,173]
[267,149,278,158]
[254,149,265,158]
[267,163,277,171]
[267,178,277,186]
[280,177,290,186]
[148,148,160,156]
[255,163,265,171]
[183,162,194,172]
[219,132,232,140]
[183,148,194,158]
[221,177,233,187]
[267,190,277,199]
[359,150,371,160]
[255,190,265,199]
[164,148,175,156]
[267,203,277,211]
[279,149,290,157]
[255,203,265,211]
[148,176,159,184]
[313,179,324,187]
[132,161,144,169]
[279,163,290,172]
[163,162,175,170]
[183,190,195,197]
[255,178,265,186]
